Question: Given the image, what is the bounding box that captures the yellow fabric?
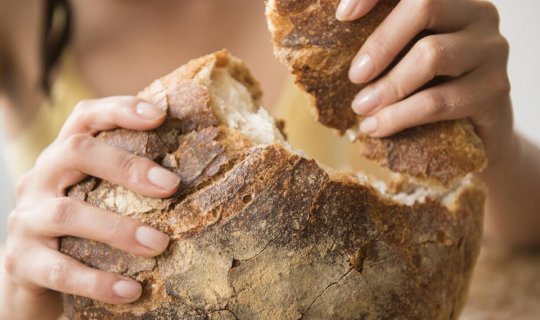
[3,51,368,183]
[273,77,374,173]
[3,52,93,180]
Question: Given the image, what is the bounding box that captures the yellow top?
[2,51,367,183]
[3,52,94,180]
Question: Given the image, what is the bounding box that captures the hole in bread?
[241,194,253,204]
[231,258,241,268]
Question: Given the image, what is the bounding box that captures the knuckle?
[64,133,92,153]
[478,1,501,26]
[415,0,437,16]
[492,73,511,97]
[108,217,128,241]
[3,247,19,276]
[71,100,93,124]
[117,153,142,185]
[381,78,403,102]
[34,145,61,172]
[367,36,394,62]
[378,110,400,136]
[14,171,33,199]
[424,91,446,117]
[83,271,101,299]
[49,197,75,226]
[493,36,510,60]
[73,100,92,114]
[417,37,443,71]
[7,209,22,234]
[34,152,48,170]
[48,260,71,289]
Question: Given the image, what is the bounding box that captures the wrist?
[480,131,519,187]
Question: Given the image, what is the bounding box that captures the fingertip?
[352,86,380,115]
[336,0,380,21]
[112,279,142,302]
[135,226,170,255]
[349,54,375,84]
[147,167,181,195]
[359,116,378,135]
[135,101,167,122]
[336,0,355,21]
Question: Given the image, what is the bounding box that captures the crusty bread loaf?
[265,0,487,186]
[61,50,484,320]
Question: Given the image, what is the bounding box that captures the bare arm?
[483,133,540,246]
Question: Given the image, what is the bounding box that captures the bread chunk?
[266,0,487,185]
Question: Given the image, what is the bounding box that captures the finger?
[12,246,142,304]
[358,68,508,137]
[57,96,166,141]
[22,197,169,257]
[336,0,380,21]
[349,0,477,84]
[352,32,484,115]
[36,135,180,197]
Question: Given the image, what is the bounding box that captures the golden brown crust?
[61,51,484,319]
[266,0,487,185]
[362,120,487,184]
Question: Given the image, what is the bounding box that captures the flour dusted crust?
[60,51,485,320]
[266,0,487,185]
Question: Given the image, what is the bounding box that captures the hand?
[337,0,513,166]
[3,97,180,319]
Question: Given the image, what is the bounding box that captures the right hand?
[3,97,180,319]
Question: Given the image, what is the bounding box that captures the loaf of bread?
[61,50,485,320]
[266,0,487,186]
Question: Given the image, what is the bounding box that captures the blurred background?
[1,0,540,241]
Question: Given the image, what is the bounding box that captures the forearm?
[0,246,63,320]
[483,133,540,246]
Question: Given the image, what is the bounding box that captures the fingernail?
[360,117,378,134]
[349,54,375,84]
[136,102,165,120]
[352,87,380,115]
[113,280,142,299]
[336,0,356,21]
[135,226,170,252]
[147,167,180,190]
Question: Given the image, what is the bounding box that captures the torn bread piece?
[61,50,484,320]
[266,0,487,186]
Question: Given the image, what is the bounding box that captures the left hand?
[336,0,512,166]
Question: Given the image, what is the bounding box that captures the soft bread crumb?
[209,69,285,145]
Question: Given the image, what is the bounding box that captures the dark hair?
[41,0,72,94]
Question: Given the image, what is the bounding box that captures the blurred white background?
[0,0,539,241]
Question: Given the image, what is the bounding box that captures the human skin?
[0,0,539,319]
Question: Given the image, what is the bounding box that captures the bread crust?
[266,0,487,185]
[61,51,484,320]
